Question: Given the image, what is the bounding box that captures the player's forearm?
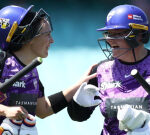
[36,97,54,119]
[0,104,8,116]
[36,91,69,118]
[36,107,53,119]
[62,83,80,102]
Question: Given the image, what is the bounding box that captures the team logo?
[107,10,115,22]
[0,18,10,29]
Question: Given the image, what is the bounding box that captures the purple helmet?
[0,5,33,50]
[97,5,149,60]
[97,4,149,31]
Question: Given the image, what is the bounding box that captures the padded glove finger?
[117,105,149,131]
[1,118,22,135]
[19,114,38,135]
[127,118,150,135]
[73,82,101,107]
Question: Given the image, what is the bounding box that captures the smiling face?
[100,29,147,62]
[29,19,54,58]
[105,29,132,59]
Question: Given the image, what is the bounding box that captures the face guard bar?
[97,23,149,60]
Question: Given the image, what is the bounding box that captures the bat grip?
[131,69,150,94]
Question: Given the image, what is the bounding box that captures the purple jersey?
[0,54,43,124]
[97,55,150,134]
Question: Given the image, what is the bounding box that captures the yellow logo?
[0,18,10,29]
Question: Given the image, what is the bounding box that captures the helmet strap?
[124,29,140,48]
[132,48,137,62]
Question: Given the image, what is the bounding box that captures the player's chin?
[43,53,48,58]
[112,52,118,58]
[40,52,48,58]
[44,49,49,57]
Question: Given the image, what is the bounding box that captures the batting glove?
[73,82,101,107]
[0,118,22,135]
[127,117,150,135]
[0,126,13,135]
[117,104,149,131]
[19,114,38,135]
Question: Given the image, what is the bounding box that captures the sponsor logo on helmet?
[128,14,143,21]
[0,18,10,29]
